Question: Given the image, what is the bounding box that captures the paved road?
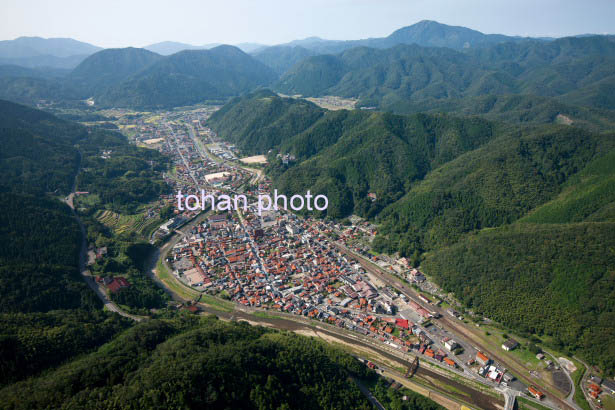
[64,154,145,322]
[573,356,599,410]
[559,358,582,410]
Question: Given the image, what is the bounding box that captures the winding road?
[64,153,145,322]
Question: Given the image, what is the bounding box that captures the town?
[85,104,611,410]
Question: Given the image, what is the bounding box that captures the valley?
[57,102,601,410]
[1,10,615,410]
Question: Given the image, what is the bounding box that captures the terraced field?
[96,210,161,238]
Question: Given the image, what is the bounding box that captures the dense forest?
[374,126,615,255]
[393,93,615,133]
[0,316,442,410]
[419,149,615,373]
[0,310,131,386]
[422,222,615,375]
[76,130,169,213]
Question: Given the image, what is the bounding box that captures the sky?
[1,0,614,48]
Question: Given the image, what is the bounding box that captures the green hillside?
[383,93,615,132]
[0,76,81,115]
[0,310,130,387]
[374,126,614,254]
[520,147,615,224]
[207,89,325,154]
[273,111,499,218]
[68,47,163,95]
[422,222,615,375]
[208,91,502,218]
[252,45,317,75]
[0,316,442,410]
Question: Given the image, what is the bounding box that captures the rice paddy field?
[96,209,161,238]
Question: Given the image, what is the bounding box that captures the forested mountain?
[0,64,69,79]
[275,36,615,111]
[397,94,615,133]
[252,20,539,77]
[0,54,90,70]
[422,222,615,375]
[373,125,614,254]
[69,47,163,95]
[0,45,276,108]
[96,45,277,108]
[207,89,326,153]
[209,90,615,374]
[0,76,81,106]
[383,20,522,50]
[0,99,82,194]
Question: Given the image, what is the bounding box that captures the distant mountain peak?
[0,36,102,61]
[414,19,440,25]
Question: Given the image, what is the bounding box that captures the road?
[167,122,201,188]
[573,356,598,410]
[64,153,145,322]
[351,377,385,410]
[559,359,582,410]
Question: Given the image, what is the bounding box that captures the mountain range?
[0,19,581,71]
[0,45,277,108]
[0,36,102,69]
[1,21,614,110]
[270,20,535,55]
[275,35,615,111]
[144,41,266,55]
[94,45,276,108]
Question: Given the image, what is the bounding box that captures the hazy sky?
[1,0,614,47]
